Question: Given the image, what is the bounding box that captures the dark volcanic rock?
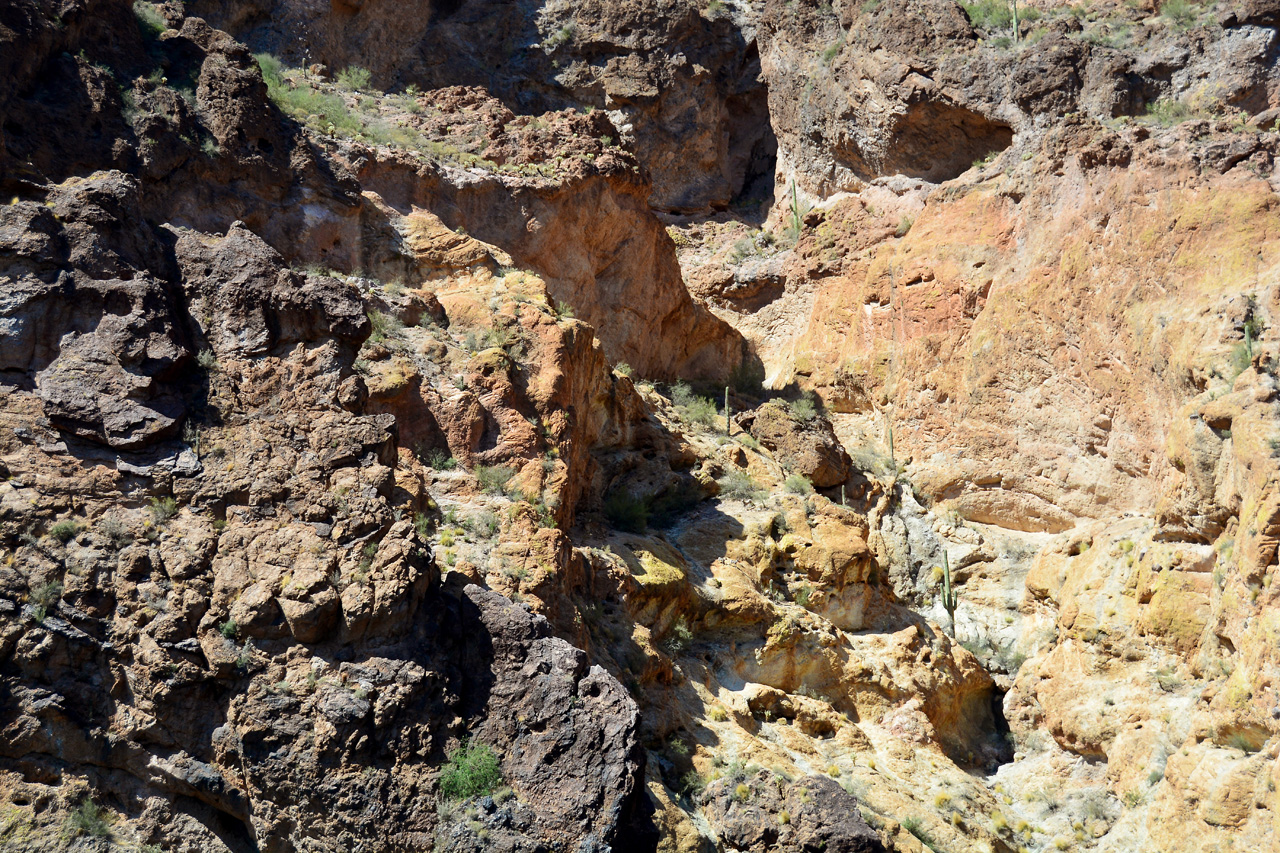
[701,770,886,853]
[0,172,189,448]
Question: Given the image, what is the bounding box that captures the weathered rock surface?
[6,0,1280,852]
[701,771,885,852]
[745,400,852,488]
[335,86,744,378]
[758,0,1280,198]
[185,0,775,214]
[0,162,647,850]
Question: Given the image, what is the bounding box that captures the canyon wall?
[2,0,1279,851]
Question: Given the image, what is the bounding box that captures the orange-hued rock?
[329,89,744,379]
[10,0,1280,849]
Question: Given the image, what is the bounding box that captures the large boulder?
[701,770,885,852]
[747,400,851,488]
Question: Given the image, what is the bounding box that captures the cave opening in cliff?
[989,686,1013,769]
[885,101,1013,184]
[724,43,777,222]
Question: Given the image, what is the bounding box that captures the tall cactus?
[940,550,958,637]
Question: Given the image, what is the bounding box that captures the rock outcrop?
[185,0,776,214]
[701,771,886,852]
[6,0,1280,852]
[0,164,646,851]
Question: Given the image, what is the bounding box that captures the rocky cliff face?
[3,0,1280,851]
[184,0,777,214]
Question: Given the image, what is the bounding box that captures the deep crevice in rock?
[723,43,777,220]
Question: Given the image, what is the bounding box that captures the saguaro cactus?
[941,550,958,636]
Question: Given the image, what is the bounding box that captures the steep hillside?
[2,0,1279,852]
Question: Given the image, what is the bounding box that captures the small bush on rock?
[439,740,504,801]
[133,1,166,42]
[367,310,403,342]
[788,394,818,422]
[719,469,766,502]
[662,617,693,656]
[48,519,81,543]
[418,446,457,470]
[65,797,110,839]
[671,382,718,427]
[961,0,1012,31]
[146,496,178,523]
[783,474,814,495]
[29,581,63,623]
[476,465,517,496]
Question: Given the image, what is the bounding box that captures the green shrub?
[255,52,284,88]
[1230,340,1253,379]
[680,769,706,797]
[663,617,694,655]
[29,581,63,623]
[48,519,81,544]
[671,382,718,427]
[438,740,504,801]
[789,395,818,422]
[545,23,576,48]
[819,35,844,66]
[727,236,758,264]
[1145,97,1196,126]
[196,348,219,371]
[146,496,178,523]
[133,1,166,42]
[368,310,403,342]
[895,215,914,238]
[615,362,633,377]
[730,359,766,397]
[604,490,649,533]
[467,511,501,540]
[1160,0,1198,28]
[684,396,718,426]
[476,465,517,496]
[901,816,931,845]
[418,446,458,470]
[413,512,434,539]
[65,797,110,839]
[219,619,238,639]
[257,55,364,137]
[719,469,765,502]
[336,66,373,91]
[783,474,814,495]
[1227,733,1259,754]
[670,382,696,408]
[962,0,1013,30]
